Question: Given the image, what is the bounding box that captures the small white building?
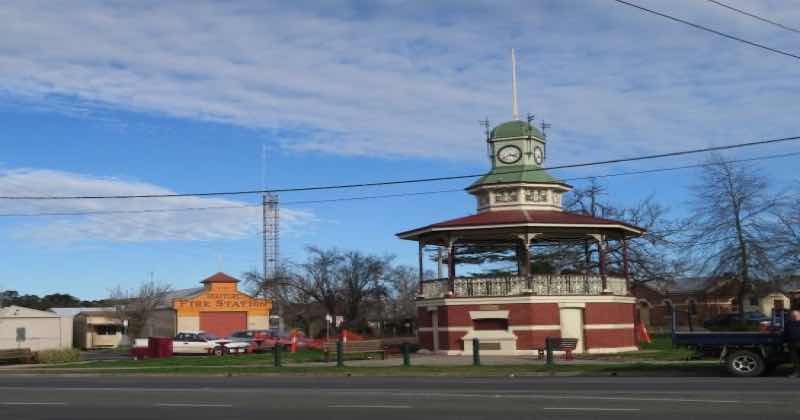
[51,307,124,349]
[0,305,72,351]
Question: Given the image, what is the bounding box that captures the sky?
[1,0,799,299]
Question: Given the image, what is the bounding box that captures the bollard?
[273,343,281,368]
[545,337,554,366]
[336,339,344,367]
[472,337,480,366]
[402,342,411,367]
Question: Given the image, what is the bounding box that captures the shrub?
[34,348,81,364]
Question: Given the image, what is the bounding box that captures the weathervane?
[479,118,491,140]
[541,121,552,138]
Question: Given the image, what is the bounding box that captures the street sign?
[335,316,344,327]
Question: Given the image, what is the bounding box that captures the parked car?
[228,329,319,351]
[703,311,770,330]
[173,331,250,356]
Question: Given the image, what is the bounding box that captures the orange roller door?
[199,311,247,338]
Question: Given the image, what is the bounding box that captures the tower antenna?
[511,48,520,121]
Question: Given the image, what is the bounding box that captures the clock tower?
[467,49,571,213]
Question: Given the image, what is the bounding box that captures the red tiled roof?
[201,272,240,284]
[397,210,644,238]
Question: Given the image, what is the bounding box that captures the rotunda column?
[589,234,609,294]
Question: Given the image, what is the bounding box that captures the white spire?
[511,48,520,121]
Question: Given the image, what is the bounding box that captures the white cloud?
[0,168,316,243]
[0,0,799,162]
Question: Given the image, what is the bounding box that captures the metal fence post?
[545,337,554,366]
[472,337,480,366]
[336,339,344,367]
[273,343,281,368]
[402,342,411,367]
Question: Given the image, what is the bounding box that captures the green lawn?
[618,334,695,361]
[47,348,384,369]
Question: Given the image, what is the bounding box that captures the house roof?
[201,272,240,284]
[397,209,645,240]
[0,305,61,318]
[50,307,116,317]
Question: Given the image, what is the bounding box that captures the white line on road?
[329,404,411,409]
[156,403,233,408]
[544,407,641,412]
[1,402,67,406]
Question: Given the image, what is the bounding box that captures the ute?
[671,309,790,377]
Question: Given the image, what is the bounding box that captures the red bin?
[148,336,173,358]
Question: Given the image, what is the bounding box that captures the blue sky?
[1,0,799,299]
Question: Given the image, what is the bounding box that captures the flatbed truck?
[670,310,791,377]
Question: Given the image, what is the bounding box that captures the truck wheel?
[212,347,225,357]
[726,350,765,377]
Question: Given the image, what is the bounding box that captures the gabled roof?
[0,305,61,318]
[397,209,645,239]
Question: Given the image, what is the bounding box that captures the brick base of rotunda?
[416,296,637,355]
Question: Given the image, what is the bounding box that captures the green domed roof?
[491,120,543,140]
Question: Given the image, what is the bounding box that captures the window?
[16,327,26,342]
[95,325,119,335]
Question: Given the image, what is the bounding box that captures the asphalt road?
[0,375,797,419]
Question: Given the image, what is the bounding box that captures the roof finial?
[511,48,520,121]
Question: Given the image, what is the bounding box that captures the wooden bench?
[322,339,387,362]
[0,348,33,364]
[536,338,579,361]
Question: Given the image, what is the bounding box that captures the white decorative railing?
[420,275,627,299]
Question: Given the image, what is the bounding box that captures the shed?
[0,305,72,351]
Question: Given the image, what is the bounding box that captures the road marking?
[544,407,641,412]
[1,402,67,406]
[329,404,411,409]
[156,403,233,408]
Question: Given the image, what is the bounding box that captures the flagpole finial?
[511,48,520,121]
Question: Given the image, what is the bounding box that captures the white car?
[172,332,250,356]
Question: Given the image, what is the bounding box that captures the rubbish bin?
[148,336,173,358]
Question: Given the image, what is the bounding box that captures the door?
[172,333,193,354]
[559,307,585,353]
[199,312,247,339]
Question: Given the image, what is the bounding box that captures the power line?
[611,0,800,60]
[2,149,799,217]
[2,134,800,201]
[705,0,800,34]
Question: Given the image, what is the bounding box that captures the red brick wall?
[509,303,559,325]
[418,331,433,350]
[439,331,467,350]
[585,329,636,349]
[585,302,634,324]
[417,307,432,328]
[514,330,561,349]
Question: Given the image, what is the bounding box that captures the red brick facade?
[417,299,636,353]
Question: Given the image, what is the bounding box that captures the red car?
[230,329,322,351]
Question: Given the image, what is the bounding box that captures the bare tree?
[566,179,678,284]
[109,281,171,339]
[681,155,779,314]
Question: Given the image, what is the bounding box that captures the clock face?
[533,146,544,165]
[497,145,522,164]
